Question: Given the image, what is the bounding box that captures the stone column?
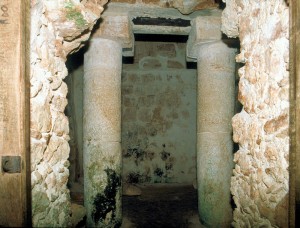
[197,41,236,227]
[83,38,122,227]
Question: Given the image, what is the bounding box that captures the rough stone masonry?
[222,0,289,226]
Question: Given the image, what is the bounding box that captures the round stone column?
[83,38,122,227]
[197,41,236,227]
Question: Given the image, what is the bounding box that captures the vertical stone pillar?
[83,38,122,227]
[197,41,236,227]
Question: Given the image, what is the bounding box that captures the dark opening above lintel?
[132,17,191,27]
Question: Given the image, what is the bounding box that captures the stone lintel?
[186,16,222,62]
[92,14,134,56]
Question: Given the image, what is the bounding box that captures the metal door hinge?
[2,156,21,173]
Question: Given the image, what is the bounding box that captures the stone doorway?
[64,6,239,227]
[121,34,197,186]
[121,33,199,227]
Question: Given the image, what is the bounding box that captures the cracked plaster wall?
[222,0,289,226]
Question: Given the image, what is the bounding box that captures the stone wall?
[30,0,105,226]
[110,0,218,14]
[222,0,289,226]
[122,39,197,184]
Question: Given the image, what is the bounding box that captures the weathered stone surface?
[93,15,134,49]
[196,41,236,227]
[31,0,106,226]
[197,133,234,225]
[197,41,236,133]
[71,203,86,227]
[222,0,289,226]
[84,38,122,227]
[140,58,162,69]
[187,15,222,60]
[167,60,184,69]
[123,183,142,196]
[155,43,176,58]
[84,39,122,142]
[110,0,218,14]
[122,41,197,185]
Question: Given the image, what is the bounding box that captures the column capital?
[186,16,222,61]
[92,14,134,56]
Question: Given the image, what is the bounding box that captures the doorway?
[121,34,199,227]
[64,14,238,227]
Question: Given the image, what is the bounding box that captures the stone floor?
[121,184,203,228]
[71,183,298,227]
[71,183,203,227]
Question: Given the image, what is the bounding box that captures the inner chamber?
[121,34,197,186]
[121,34,199,227]
[65,33,200,227]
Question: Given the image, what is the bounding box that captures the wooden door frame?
[0,0,31,226]
[290,0,299,227]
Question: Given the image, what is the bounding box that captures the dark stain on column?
[92,168,121,227]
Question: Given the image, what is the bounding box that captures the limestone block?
[157,43,176,58]
[122,107,138,122]
[141,73,156,83]
[167,60,184,69]
[122,85,134,95]
[140,58,162,69]
[110,0,217,14]
[31,140,47,171]
[71,203,86,227]
[171,0,217,14]
[194,16,222,42]
[187,15,222,60]
[122,183,142,196]
[127,73,141,83]
[52,112,69,137]
[221,0,239,38]
[51,94,68,113]
[123,96,137,107]
[31,97,52,133]
[92,15,133,49]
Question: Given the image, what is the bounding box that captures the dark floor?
[122,184,202,228]
[71,184,299,227]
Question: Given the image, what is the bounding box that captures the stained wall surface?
[122,39,197,184]
[222,0,290,226]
